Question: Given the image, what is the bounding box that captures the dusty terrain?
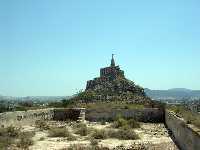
[20,121,179,150]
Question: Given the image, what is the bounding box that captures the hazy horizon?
[1,0,200,96]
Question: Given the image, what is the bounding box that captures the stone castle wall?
[0,108,163,126]
[0,108,54,127]
[53,108,85,121]
[0,108,85,127]
[165,110,200,150]
[1,107,200,150]
[86,108,164,122]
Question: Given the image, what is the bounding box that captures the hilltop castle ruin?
[86,54,125,90]
[85,55,149,102]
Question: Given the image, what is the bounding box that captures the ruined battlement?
[0,108,85,127]
[85,55,148,102]
[100,66,124,79]
[86,55,125,90]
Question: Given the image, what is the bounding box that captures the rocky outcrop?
[83,55,151,103]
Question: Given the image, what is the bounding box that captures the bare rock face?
[83,55,151,104]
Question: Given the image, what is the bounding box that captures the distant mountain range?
[144,88,200,100]
[0,96,71,102]
[1,88,200,102]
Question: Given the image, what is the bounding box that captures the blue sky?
[0,0,200,96]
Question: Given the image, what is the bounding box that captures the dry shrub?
[130,142,153,150]
[1,125,21,137]
[17,131,35,149]
[75,123,88,136]
[39,137,45,141]
[0,136,13,149]
[67,134,77,141]
[128,119,140,128]
[67,144,109,150]
[91,128,139,140]
[112,118,127,128]
[108,129,139,140]
[90,138,99,146]
[48,127,70,137]
[112,118,140,129]
[48,127,76,141]
[91,129,108,139]
[0,126,35,149]
[113,142,152,150]
[35,120,49,130]
[0,126,20,149]
[17,136,34,149]
[73,123,94,136]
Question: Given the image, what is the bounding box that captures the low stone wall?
[165,110,200,150]
[0,108,85,127]
[0,108,54,127]
[0,107,162,127]
[86,108,164,122]
[1,107,200,149]
[53,108,85,121]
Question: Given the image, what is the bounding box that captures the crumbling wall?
[0,108,85,127]
[86,108,164,122]
[0,108,54,127]
[53,108,85,121]
[165,110,200,150]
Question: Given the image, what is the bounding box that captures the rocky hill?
[145,88,200,100]
[75,55,152,104]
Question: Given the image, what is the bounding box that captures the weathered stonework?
[165,110,200,150]
[86,108,164,122]
[85,55,150,103]
[86,55,125,90]
[53,108,85,122]
[0,108,85,127]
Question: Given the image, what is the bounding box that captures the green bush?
[73,122,86,129]
[75,123,88,136]
[91,129,108,139]
[0,136,13,149]
[68,144,109,150]
[101,120,106,125]
[112,118,140,129]
[115,142,151,150]
[35,120,49,130]
[112,118,127,128]
[0,126,19,149]
[91,128,139,140]
[17,136,34,149]
[0,126,35,149]
[0,126,20,137]
[17,131,35,149]
[48,127,70,137]
[39,137,45,141]
[67,134,77,141]
[128,119,140,128]
[108,129,139,140]
[90,138,99,146]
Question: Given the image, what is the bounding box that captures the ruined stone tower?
[86,54,125,90]
[84,55,150,103]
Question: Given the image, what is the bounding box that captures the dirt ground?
[24,121,179,150]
